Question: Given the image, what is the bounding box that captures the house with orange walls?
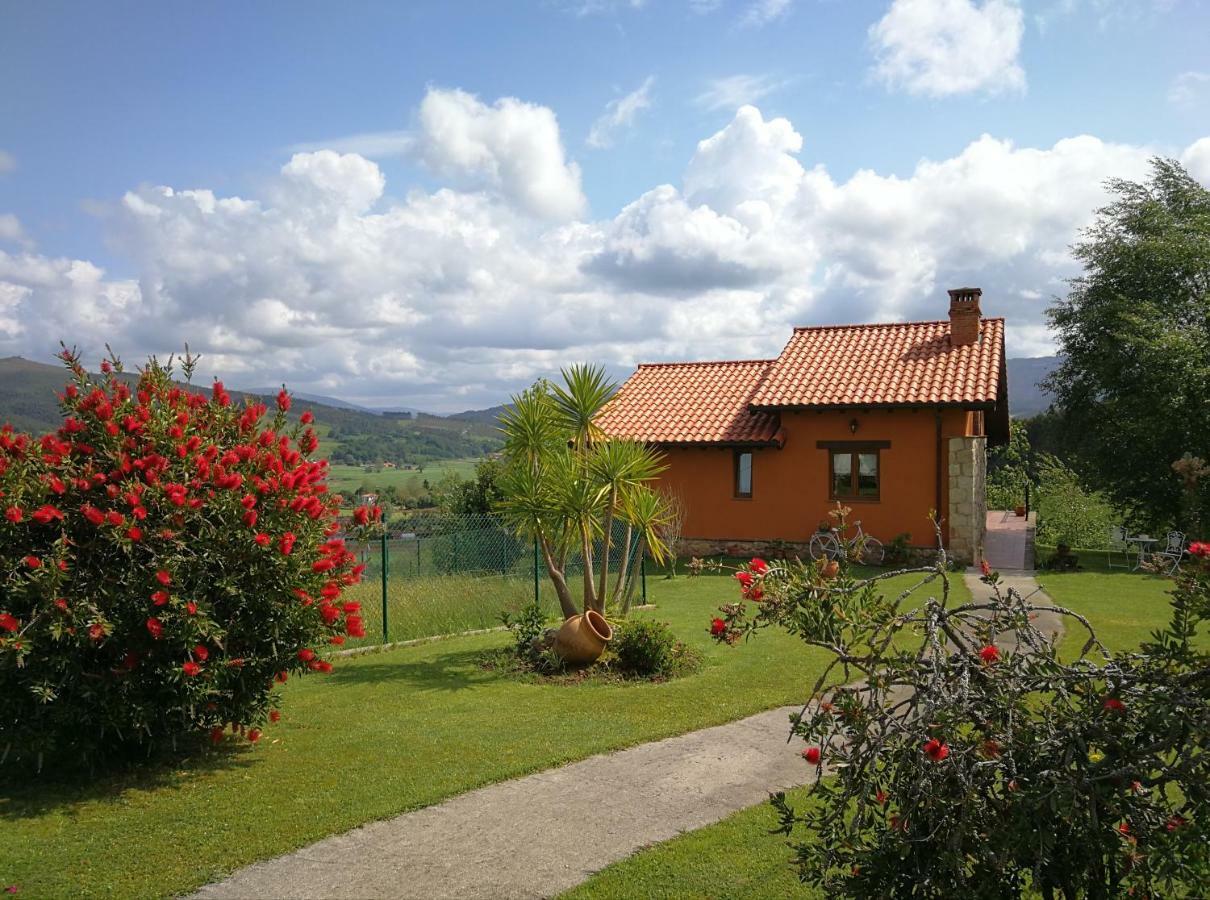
[596,288,1009,565]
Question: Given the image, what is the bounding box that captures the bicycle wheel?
[859,536,885,565]
[808,533,837,561]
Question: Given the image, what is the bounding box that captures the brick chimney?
[948,287,982,347]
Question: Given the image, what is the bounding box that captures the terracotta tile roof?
[597,360,783,445]
[750,318,1006,409]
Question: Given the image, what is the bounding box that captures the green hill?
[0,356,502,466]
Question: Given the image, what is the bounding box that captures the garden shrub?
[711,516,1209,898]
[611,618,678,678]
[1035,453,1121,549]
[0,350,380,769]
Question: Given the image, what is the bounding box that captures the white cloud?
[0,214,24,244]
[695,73,790,112]
[739,0,793,27]
[870,0,1026,97]
[587,76,655,149]
[1,90,1204,409]
[1182,138,1210,187]
[0,150,14,174]
[413,88,586,220]
[288,130,413,158]
[1169,71,1210,109]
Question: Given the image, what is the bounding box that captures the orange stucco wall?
[658,408,981,548]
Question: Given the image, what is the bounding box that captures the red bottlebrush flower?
[146,617,163,639]
[242,509,258,528]
[127,526,143,541]
[254,532,271,547]
[182,661,201,677]
[151,590,169,606]
[5,505,23,523]
[316,661,332,673]
[312,558,335,573]
[0,612,19,632]
[982,739,1001,758]
[710,617,727,636]
[280,532,296,555]
[23,555,42,569]
[353,506,370,526]
[31,504,64,524]
[54,598,68,611]
[979,645,1000,664]
[750,557,769,574]
[154,569,172,586]
[342,601,362,613]
[186,601,198,615]
[298,648,316,662]
[240,494,257,509]
[346,615,366,638]
[330,634,346,645]
[275,670,288,683]
[209,726,225,745]
[876,790,888,806]
[247,728,261,743]
[276,388,291,412]
[1188,541,1210,558]
[1118,822,1131,836]
[980,559,992,577]
[105,510,124,526]
[193,644,209,661]
[300,411,314,425]
[1103,697,1126,712]
[923,738,950,762]
[269,710,282,723]
[734,571,753,589]
[132,505,147,520]
[802,746,822,764]
[1167,815,1187,832]
[319,604,340,624]
[88,623,106,640]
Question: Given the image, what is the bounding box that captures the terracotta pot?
[553,610,613,665]
[821,559,840,579]
[1014,505,1026,517]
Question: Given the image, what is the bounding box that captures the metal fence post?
[380,529,389,643]
[640,554,647,604]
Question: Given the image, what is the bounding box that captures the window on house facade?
[829,448,880,501]
[734,450,753,498]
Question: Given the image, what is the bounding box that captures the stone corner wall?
[947,435,987,567]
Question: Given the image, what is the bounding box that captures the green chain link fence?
[342,512,645,648]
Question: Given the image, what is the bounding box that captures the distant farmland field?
[326,458,482,496]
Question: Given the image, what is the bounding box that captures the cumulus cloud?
[0,214,25,244]
[870,0,1026,97]
[1182,138,1210,186]
[695,73,790,112]
[586,77,655,149]
[0,150,14,174]
[1,89,1204,408]
[412,88,586,220]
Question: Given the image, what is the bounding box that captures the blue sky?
[1,0,1208,409]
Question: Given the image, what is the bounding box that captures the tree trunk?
[596,489,616,606]
[539,535,578,619]
[621,536,647,616]
[612,522,634,608]
[581,526,599,612]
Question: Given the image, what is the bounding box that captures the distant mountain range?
[0,354,1059,437]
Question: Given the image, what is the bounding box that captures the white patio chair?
[1107,526,1131,569]
[1155,531,1186,576]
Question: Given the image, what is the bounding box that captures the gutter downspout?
[935,409,944,548]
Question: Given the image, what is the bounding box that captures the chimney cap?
[947,287,983,303]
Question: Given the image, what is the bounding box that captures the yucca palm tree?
[495,365,671,620]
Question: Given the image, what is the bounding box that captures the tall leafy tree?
[1046,159,1210,531]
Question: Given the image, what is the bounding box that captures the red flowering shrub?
[706,510,1209,898]
[0,349,381,768]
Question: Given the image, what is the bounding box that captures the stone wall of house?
[677,538,940,567]
[947,435,987,567]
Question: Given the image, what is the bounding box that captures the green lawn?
[0,566,960,898]
[567,563,1204,900]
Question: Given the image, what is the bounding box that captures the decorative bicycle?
[808,522,885,566]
